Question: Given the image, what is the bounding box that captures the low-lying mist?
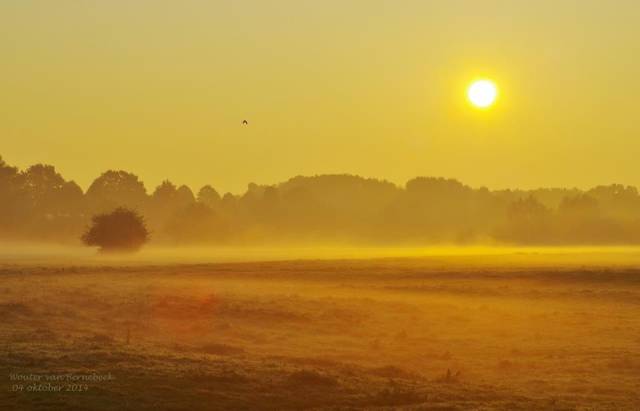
[3,241,640,268]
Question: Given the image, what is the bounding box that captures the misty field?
[2,255,640,410]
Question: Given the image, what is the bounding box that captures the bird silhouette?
[242,120,248,125]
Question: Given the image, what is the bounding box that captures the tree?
[499,196,553,244]
[86,170,148,212]
[148,181,195,229]
[164,202,226,243]
[152,180,178,203]
[176,185,196,207]
[82,207,149,253]
[0,157,26,234]
[197,185,221,207]
[21,164,73,216]
[150,181,195,210]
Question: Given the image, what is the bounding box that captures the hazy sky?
[2,1,639,194]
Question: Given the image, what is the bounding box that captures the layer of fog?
[3,242,640,267]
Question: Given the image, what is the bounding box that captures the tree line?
[1,155,640,246]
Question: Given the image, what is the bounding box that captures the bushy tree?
[82,207,149,253]
[197,185,221,207]
[86,170,148,212]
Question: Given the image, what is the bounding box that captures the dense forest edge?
[2,155,640,246]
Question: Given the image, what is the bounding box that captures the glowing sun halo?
[468,79,498,109]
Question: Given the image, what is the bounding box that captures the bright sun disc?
[468,79,498,109]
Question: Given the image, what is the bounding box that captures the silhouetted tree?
[21,164,84,214]
[0,157,26,236]
[86,170,147,212]
[164,202,227,243]
[57,181,85,215]
[558,194,599,219]
[498,196,553,244]
[82,207,149,253]
[150,181,194,212]
[152,180,178,203]
[176,185,196,207]
[588,184,640,220]
[197,185,221,207]
[149,180,179,221]
[221,192,238,208]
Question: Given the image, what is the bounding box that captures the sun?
[467,79,498,109]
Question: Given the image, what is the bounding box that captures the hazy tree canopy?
[152,180,178,202]
[82,207,149,252]
[151,181,195,209]
[21,164,68,216]
[496,196,553,244]
[2,156,640,246]
[197,185,221,206]
[176,185,196,207]
[86,170,147,212]
[0,158,26,234]
[164,202,227,244]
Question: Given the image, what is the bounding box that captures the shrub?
[82,207,149,253]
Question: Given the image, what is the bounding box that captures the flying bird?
[242,120,248,125]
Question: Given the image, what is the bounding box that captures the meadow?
[2,251,640,410]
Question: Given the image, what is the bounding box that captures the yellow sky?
[2,1,639,194]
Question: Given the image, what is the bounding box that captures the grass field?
[2,252,640,410]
